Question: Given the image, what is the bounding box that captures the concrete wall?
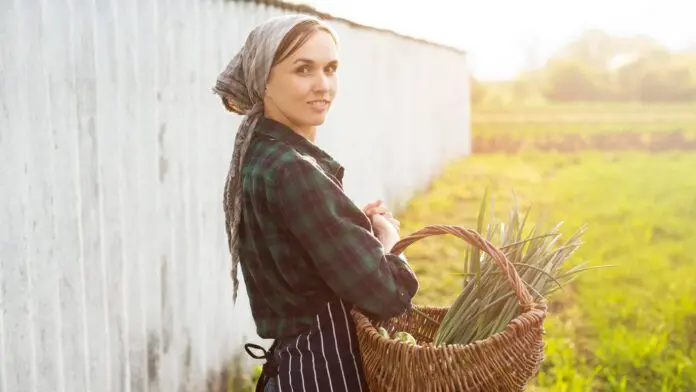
[0,0,470,391]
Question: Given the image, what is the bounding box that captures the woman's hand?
[363,200,400,232]
[363,200,401,251]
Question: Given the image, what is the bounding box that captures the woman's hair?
[273,19,338,65]
[221,19,338,113]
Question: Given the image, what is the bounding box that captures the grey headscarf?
[213,14,322,303]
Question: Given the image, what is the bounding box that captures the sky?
[286,0,696,81]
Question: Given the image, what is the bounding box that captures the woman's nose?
[314,73,330,92]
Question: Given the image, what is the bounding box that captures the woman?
[213,14,419,392]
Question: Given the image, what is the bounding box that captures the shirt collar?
[255,117,344,181]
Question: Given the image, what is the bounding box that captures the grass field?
[399,103,696,391]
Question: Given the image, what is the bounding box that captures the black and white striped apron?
[248,298,368,392]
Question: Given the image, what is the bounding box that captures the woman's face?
[264,30,339,137]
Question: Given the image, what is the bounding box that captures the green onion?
[432,192,610,346]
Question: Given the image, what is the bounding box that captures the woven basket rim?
[351,301,547,352]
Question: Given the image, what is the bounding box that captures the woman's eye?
[325,65,338,74]
[296,65,310,74]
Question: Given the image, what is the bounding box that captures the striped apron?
[247,298,369,392]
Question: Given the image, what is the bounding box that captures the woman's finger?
[373,205,388,215]
[362,200,382,214]
[365,205,388,217]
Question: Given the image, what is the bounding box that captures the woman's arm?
[272,158,419,321]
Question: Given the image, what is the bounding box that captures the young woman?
[212,14,419,392]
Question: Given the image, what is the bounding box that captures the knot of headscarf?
[213,14,320,303]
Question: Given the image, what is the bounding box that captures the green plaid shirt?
[238,117,419,339]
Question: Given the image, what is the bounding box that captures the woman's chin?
[304,113,329,126]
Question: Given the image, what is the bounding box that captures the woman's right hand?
[370,213,401,252]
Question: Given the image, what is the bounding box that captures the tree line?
[472,29,696,104]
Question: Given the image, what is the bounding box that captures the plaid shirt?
[238,117,419,339]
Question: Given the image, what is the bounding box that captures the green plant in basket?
[432,190,609,347]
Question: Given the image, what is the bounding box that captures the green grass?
[398,151,696,391]
[472,102,696,146]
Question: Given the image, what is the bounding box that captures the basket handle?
[390,224,536,311]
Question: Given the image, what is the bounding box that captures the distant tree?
[543,59,610,101]
[615,56,651,100]
[556,29,616,68]
[638,65,696,101]
[539,29,696,102]
[557,29,667,69]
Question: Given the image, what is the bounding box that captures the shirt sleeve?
[272,157,419,321]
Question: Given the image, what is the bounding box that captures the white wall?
[0,0,470,391]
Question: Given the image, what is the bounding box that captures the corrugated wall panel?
[0,1,470,391]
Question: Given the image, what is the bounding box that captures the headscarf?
[213,14,322,303]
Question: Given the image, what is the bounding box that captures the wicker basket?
[351,224,548,391]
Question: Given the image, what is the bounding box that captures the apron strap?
[244,341,279,392]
